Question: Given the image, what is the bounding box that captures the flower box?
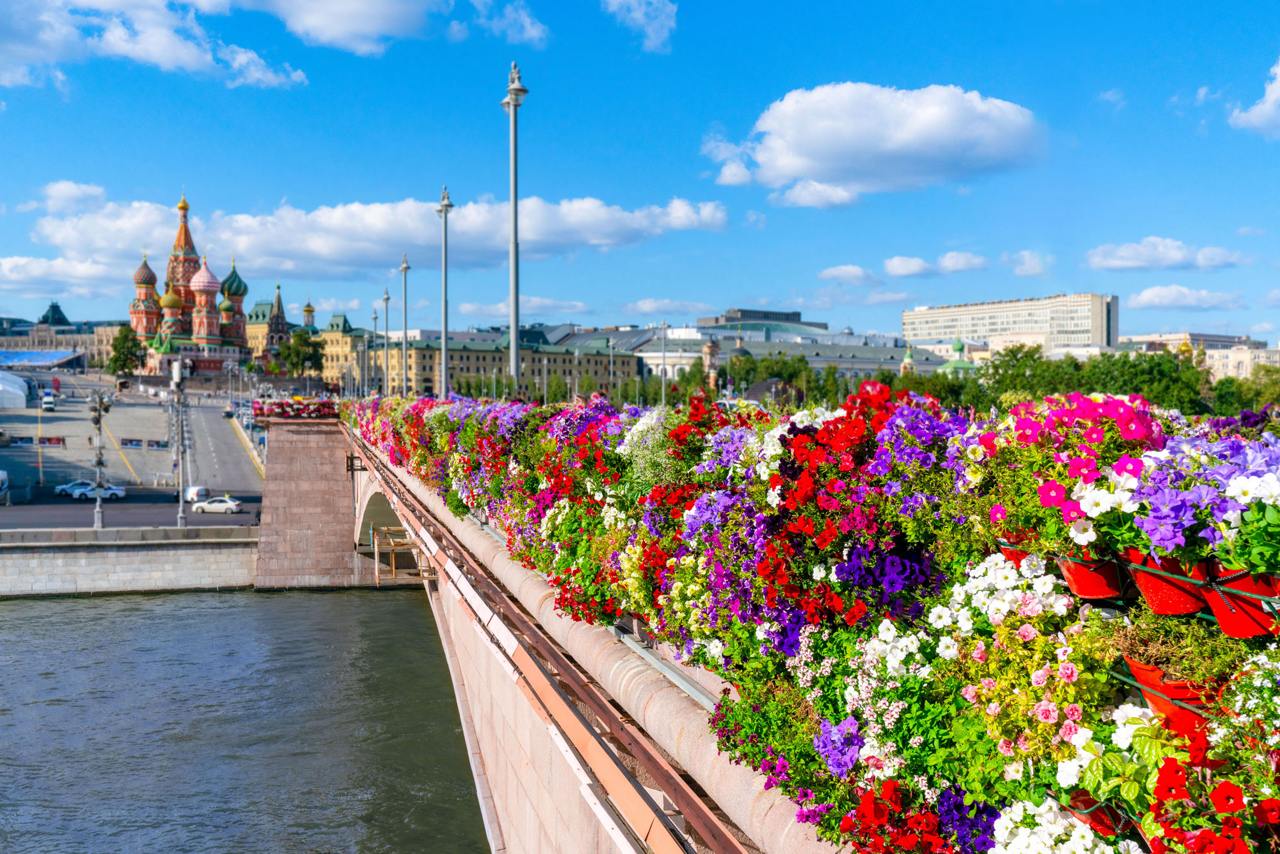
[1121,548,1205,616]
[1055,552,1125,599]
[1065,790,1132,838]
[1203,567,1280,639]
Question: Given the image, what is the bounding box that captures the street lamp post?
[399,255,410,397]
[502,62,528,392]
[88,391,110,529]
[437,186,453,400]
[660,321,668,407]
[371,307,379,394]
[381,289,390,394]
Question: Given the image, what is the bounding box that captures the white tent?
[0,371,29,408]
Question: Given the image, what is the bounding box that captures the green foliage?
[277,330,324,376]
[1099,604,1257,684]
[107,325,146,376]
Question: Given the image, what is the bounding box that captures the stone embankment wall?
[0,526,258,597]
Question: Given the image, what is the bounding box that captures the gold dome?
[160,288,183,310]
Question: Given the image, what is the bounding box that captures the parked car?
[192,496,242,514]
[71,484,126,501]
[182,485,209,503]
[0,428,10,448]
[41,396,56,412]
[55,479,95,497]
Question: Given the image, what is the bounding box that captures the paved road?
[0,495,261,529]
[182,399,263,497]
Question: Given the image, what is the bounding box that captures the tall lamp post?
[399,254,410,397]
[437,186,453,399]
[88,391,110,529]
[502,62,528,392]
[660,321,668,407]
[370,307,379,394]
[381,288,390,394]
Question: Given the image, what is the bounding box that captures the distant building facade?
[902,293,1120,356]
[0,302,122,366]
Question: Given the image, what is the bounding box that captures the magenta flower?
[1015,417,1043,444]
[1038,480,1066,507]
[1033,700,1059,724]
[990,503,1007,524]
[1082,426,1105,444]
[1065,703,1083,721]
[1060,500,1085,523]
[1067,456,1097,479]
[1114,454,1144,478]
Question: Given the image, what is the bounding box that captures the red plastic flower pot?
[1066,790,1131,838]
[1122,655,1210,739]
[998,542,1031,567]
[1056,553,1124,599]
[1203,568,1279,639]
[1122,548,1205,615]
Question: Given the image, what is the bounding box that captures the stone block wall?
[0,531,257,597]
[255,419,364,588]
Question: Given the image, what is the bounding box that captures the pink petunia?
[1067,456,1097,479]
[1114,454,1144,478]
[1059,720,1079,742]
[1015,418,1043,444]
[1082,426,1105,444]
[989,503,1007,524]
[1030,667,1049,688]
[1065,703,1083,721]
[997,738,1015,757]
[1038,480,1066,508]
[971,641,988,663]
[980,678,996,691]
[1057,662,1079,683]
[1016,732,1031,751]
[985,702,1002,716]
[961,685,979,704]
[1060,500,1085,524]
[1033,700,1059,724]
[1016,623,1039,642]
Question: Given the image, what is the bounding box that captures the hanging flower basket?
[1056,552,1125,599]
[1122,548,1206,615]
[1065,790,1132,838]
[996,529,1034,567]
[1202,566,1280,639]
[1122,655,1211,739]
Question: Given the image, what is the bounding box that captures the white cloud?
[624,298,711,315]
[3,186,726,290]
[601,0,675,52]
[1230,54,1280,139]
[865,290,909,305]
[235,0,451,56]
[315,297,360,312]
[460,295,587,317]
[39,180,106,213]
[884,256,934,277]
[1195,85,1221,106]
[217,44,306,88]
[1006,249,1051,276]
[744,210,766,229]
[715,160,751,186]
[1268,289,1280,306]
[0,255,110,283]
[1250,321,1274,336]
[470,0,548,47]
[1126,284,1242,310]
[1098,88,1126,110]
[446,19,469,41]
[1086,236,1242,271]
[1237,225,1265,237]
[817,264,875,284]
[702,81,1038,207]
[937,250,986,273]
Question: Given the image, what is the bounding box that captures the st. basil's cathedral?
[128,195,289,375]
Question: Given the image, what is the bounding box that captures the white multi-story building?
[1202,346,1280,381]
[902,293,1120,356]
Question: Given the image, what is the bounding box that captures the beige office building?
[902,293,1119,355]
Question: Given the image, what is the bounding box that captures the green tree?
[107,326,146,376]
[1249,365,1280,409]
[277,330,324,377]
[547,373,569,402]
[1212,376,1255,415]
[579,373,598,395]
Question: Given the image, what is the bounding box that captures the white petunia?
[1068,518,1098,546]
[935,637,959,659]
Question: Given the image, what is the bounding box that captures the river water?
[0,590,487,853]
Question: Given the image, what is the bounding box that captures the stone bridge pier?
[261,416,833,854]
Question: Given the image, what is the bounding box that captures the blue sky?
[2,2,1280,342]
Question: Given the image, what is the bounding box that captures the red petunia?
[856,791,889,827]
[1155,757,1189,802]
[1255,798,1280,824]
[839,814,855,834]
[1210,780,1245,814]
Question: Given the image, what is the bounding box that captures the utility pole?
[381,288,390,394]
[399,254,410,397]
[88,391,110,529]
[608,340,614,401]
[541,355,547,403]
[371,307,379,394]
[437,186,453,399]
[502,62,528,389]
[171,359,186,528]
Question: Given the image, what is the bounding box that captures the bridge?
[255,415,832,854]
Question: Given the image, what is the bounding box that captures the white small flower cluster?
[990,799,1141,854]
[1225,471,1280,506]
[862,618,933,677]
[936,553,1073,633]
[1067,469,1140,546]
[617,406,667,457]
[1209,644,1280,780]
[1055,701,1153,789]
[786,625,835,703]
[538,496,571,541]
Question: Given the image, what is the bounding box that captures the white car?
[55,479,95,497]
[71,484,126,501]
[192,496,242,514]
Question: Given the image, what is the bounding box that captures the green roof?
[326,314,353,333]
[245,301,274,323]
[220,265,249,298]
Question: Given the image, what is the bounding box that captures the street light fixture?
[371,307,379,394]
[502,62,527,392]
[437,186,453,400]
[399,254,410,397]
[88,391,110,529]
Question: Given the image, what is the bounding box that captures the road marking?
[101,419,140,483]
[230,413,266,480]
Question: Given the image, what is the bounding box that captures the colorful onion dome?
[220,259,249,298]
[160,288,183,310]
[218,297,234,313]
[133,255,157,286]
[190,256,221,293]
[177,193,189,212]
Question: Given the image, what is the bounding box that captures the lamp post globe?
[436,186,453,400]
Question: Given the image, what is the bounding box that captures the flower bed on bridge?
[252,398,338,419]
[345,388,1280,853]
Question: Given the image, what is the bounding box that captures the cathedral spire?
[271,282,284,319]
[171,194,197,258]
